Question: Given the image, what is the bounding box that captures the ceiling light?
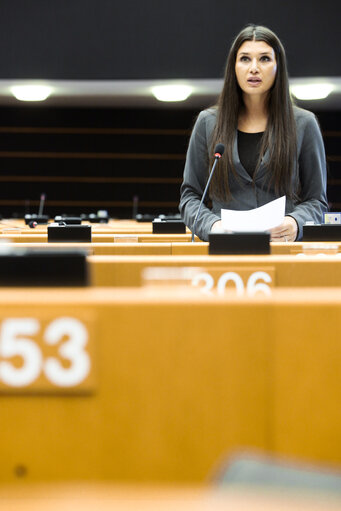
[11,85,52,101]
[290,83,334,100]
[151,85,193,102]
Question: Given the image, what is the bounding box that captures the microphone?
[191,143,225,242]
[132,195,139,219]
[24,192,49,225]
[38,193,46,216]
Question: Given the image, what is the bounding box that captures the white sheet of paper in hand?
[221,196,286,232]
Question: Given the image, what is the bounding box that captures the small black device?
[48,224,92,242]
[152,219,186,234]
[0,249,89,286]
[209,232,270,255]
[303,224,341,241]
[25,213,49,225]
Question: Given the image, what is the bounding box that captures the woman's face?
[235,40,277,98]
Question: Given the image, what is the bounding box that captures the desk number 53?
[0,317,90,388]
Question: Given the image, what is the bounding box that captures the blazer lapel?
[254,146,270,182]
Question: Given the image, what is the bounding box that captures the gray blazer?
[179,106,328,241]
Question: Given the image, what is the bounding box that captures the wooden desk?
[0,288,340,483]
[1,218,341,253]
[0,218,193,242]
[0,242,173,255]
[89,254,341,288]
[1,222,340,255]
[0,233,195,244]
[0,219,180,235]
[2,239,341,257]
[172,241,341,256]
[0,219,155,233]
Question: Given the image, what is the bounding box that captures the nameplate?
[290,244,339,255]
[209,232,270,255]
[152,220,186,234]
[48,225,92,242]
[135,214,155,222]
[81,213,109,223]
[113,235,139,243]
[303,224,341,241]
[0,314,96,393]
[54,216,82,225]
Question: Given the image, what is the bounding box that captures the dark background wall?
[0,106,193,218]
[0,0,339,219]
[0,106,339,220]
[0,0,338,80]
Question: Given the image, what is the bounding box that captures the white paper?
[220,196,286,232]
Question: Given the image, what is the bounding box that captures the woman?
[179,24,328,241]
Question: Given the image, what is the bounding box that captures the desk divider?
[89,255,341,289]
[0,287,340,482]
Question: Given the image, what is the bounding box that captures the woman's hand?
[210,220,223,233]
[270,216,298,242]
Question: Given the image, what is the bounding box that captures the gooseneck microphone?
[38,193,46,216]
[191,143,225,242]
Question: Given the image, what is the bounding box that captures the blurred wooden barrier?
[0,287,268,482]
[89,254,341,288]
[0,287,340,483]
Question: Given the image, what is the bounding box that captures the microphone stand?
[191,156,220,242]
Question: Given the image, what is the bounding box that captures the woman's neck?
[238,94,268,133]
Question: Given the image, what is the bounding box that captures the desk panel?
[172,242,341,256]
[0,242,172,255]
[3,230,341,256]
[273,302,341,463]
[0,288,340,483]
[0,288,269,483]
[0,219,155,235]
[0,233,195,244]
[89,255,341,288]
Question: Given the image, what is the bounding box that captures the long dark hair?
[210,24,297,200]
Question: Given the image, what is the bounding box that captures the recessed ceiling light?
[151,85,193,102]
[290,83,334,100]
[10,85,53,101]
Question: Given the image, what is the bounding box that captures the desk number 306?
[0,317,90,388]
[192,271,272,296]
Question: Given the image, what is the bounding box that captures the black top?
[237,130,264,178]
